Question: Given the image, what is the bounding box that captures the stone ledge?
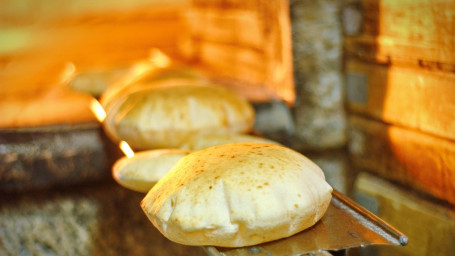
[0,180,205,256]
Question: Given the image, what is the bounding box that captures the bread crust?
[104,84,255,150]
[180,133,281,151]
[141,142,333,247]
[112,149,191,193]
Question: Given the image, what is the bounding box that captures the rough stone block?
[290,0,347,150]
[0,181,205,256]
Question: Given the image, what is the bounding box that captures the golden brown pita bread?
[141,142,333,247]
[112,149,191,193]
[104,84,255,150]
[180,133,281,151]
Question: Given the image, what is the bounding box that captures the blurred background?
[0,0,454,255]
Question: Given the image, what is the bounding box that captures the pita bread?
[180,133,281,151]
[104,84,255,150]
[141,142,333,247]
[112,149,191,193]
[100,66,208,114]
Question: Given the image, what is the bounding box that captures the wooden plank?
[348,115,455,205]
[0,11,184,67]
[183,8,265,50]
[0,4,184,128]
[343,0,455,69]
[0,0,185,26]
[183,39,266,83]
[354,172,455,256]
[345,59,455,141]
[181,0,295,104]
[0,16,182,128]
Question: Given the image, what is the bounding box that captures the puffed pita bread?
[104,84,255,150]
[180,133,281,151]
[112,149,191,193]
[141,142,333,247]
[100,66,207,114]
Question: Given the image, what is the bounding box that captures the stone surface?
[253,101,295,143]
[0,181,205,256]
[290,0,347,150]
[341,1,363,36]
[0,123,121,192]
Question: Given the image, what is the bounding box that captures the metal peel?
[203,190,407,256]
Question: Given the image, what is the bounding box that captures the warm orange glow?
[99,48,172,109]
[122,61,155,86]
[90,99,134,158]
[119,140,135,158]
[111,48,171,92]
[148,48,171,68]
[89,99,106,122]
[60,62,77,85]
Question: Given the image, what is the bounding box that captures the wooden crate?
[343,0,455,71]
[0,0,185,128]
[344,0,455,208]
[345,59,455,141]
[348,115,455,205]
[180,0,295,104]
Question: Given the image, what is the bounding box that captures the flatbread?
[180,133,281,151]
[104,84,255,150]
[112,149,191,193]
[141,142,333,247]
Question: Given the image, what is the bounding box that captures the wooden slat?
[345,59,455,141]
[183,39,266,83]
[183,8,265,50]
[0,4,184,128]
[181,0,295,104]
[0,0,184,26]
[348,115,455,205]
[343,0,455,69]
